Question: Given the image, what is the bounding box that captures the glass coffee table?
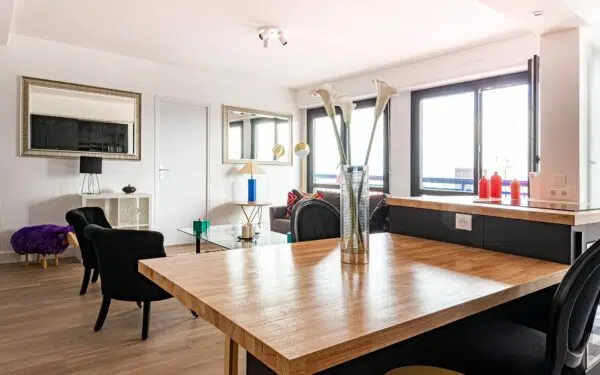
[178,224,288,253]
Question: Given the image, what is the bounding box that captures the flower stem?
[329,115,347,165]
[363,118,379,166]
[347,122,352,165]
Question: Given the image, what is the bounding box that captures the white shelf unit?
[81,193,152,230]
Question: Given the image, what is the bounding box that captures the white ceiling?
[0,0,15,44]
[9,0,527,88]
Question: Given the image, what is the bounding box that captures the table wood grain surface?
[139,233,568,375]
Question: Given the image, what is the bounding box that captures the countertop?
[387,196,600,226]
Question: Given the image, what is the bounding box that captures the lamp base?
[81,174,101,195]
[248,178,256,202]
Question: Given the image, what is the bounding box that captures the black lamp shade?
[80,156,102,174]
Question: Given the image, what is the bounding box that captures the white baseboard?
[0,247,82,264]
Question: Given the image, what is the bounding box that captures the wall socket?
[549,187,571,199]
[455,213,472,231]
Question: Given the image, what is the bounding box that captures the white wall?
[585,40,600,206]
[296,34,539,196]
[0,35,299,261]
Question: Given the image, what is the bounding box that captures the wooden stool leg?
[25,254,29,266]
[54,254,59,266]
[42,255,47,269]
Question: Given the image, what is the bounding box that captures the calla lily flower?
[310,83,336,118]
[373,79,399,123]
[336,96,356,126]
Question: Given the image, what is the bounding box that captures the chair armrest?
[270,206,288,223]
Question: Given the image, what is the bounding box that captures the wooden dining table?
[138,233,569,375]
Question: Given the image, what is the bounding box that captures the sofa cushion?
[285,190,324,219]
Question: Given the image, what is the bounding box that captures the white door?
[155,98,208,246]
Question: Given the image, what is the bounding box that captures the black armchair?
[290,199,340,242]
[66,207,112,295]
[84,225,174,340]
[394,239,600,375]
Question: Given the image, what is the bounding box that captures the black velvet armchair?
[65,207,112,295]
[84,225,178,340]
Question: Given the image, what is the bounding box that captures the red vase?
[510,179,521,201]
[490,172,503,199]
[478,176,490,199]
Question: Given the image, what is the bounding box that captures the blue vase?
[248,178,256,202]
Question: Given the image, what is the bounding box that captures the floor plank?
[0,243,246,375]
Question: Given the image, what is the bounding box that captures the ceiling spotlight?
[258,26,288,48]
[278,30,288,46]
[531,10,544,17]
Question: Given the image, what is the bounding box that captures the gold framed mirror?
[20,77,142,160]
[222,105,292,166]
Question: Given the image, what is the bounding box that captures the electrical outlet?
[456,213,472,231]
[549,187,571,199]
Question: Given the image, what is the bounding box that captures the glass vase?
[339,165,369,264]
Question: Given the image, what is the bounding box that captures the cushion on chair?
[426,318,547,375]
[285,190,324,219]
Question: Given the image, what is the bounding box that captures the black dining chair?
[290,199,340,242]
[388,239,600,375]
[66,207,112,295]
[84,225,180,340]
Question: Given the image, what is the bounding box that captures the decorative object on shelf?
[310,79,398,264]
[10,224,73,268]
[122,184,136,194]
[80,156,102,195]
[478,176,490,199]
[20,76,141,160]
[272,144,285,159]
[490,172,503,199]
[239,162,265,202]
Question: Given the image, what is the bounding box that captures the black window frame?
[307,97,390,193]
[410,71,533,196]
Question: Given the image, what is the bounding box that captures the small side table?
[232,201,272,230]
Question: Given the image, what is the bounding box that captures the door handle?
[159,168,171,172]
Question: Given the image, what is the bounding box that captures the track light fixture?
[258,26,288,48]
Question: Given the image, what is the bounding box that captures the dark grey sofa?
[269,191,386,234]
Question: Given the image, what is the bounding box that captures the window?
[228,121,243,160]
[307,98,389,193]
[411,72,533,197]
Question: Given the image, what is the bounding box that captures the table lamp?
[239,161,265,202]
[80,156,102,194]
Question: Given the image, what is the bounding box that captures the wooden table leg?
[54,254,59,266]
[42,255,47,269]
[36,254,40,263]
[224,336,238,375]
[25,254,29,266]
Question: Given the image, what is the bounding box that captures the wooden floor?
[0,243,246,375]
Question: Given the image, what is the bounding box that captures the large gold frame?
[222,104,293,166]
[20,76,142,160]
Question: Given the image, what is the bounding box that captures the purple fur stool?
[10,225,74,268]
